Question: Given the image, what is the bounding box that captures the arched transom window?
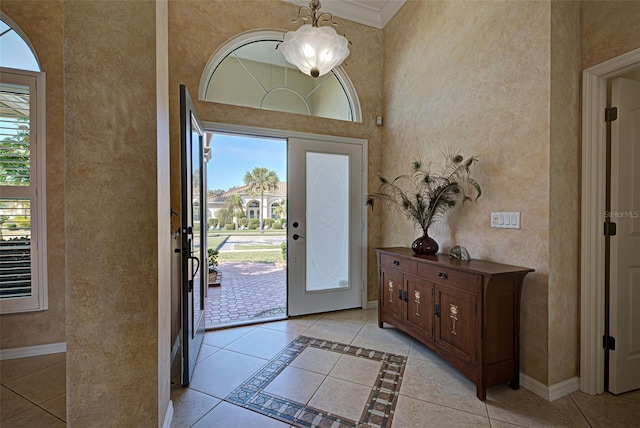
[199,30,361,123]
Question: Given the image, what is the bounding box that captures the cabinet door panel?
[381,267,404,318]
[405,275,434,340]
[435,285,475,364]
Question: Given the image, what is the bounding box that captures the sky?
[207,134,287,192]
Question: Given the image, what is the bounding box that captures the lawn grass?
[218,251,283,264]
[208,229,285,236]
[233,244,281,250]
[208,235,229,251]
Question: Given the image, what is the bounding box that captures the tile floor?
[1,309,639,427]
[173,308,640,428]
[0,352,66,427]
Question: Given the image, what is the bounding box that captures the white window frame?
[0,67,47,314]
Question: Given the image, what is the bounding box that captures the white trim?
[520,373,580,402]
[204,121,367,147]
[198,29,362,123]
[171,335,180,364]
[367,300,378,309]
[580,47,640,396]
[0,342,66,360]
[162,400,174,428]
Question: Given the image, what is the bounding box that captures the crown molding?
[283,0,406,29]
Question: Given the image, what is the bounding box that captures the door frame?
[581,47,640,395]
[203,121,369,311]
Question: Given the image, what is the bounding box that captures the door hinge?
[603,335,616,351]
[605,107,618,122]
[604,222,617,236]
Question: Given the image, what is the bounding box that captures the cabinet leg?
[509,379,520,390]
[476,386,486,401]
[378,321,383,328]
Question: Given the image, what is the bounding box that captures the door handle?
[189,256,200,278]
[292,234,305,240]
[438,271,448,279]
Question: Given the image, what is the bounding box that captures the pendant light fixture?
[279,0,350,78]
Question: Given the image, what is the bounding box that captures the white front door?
[287,137,365,316]
[609,77,640,394]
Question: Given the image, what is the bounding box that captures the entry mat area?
[225,335,407,427]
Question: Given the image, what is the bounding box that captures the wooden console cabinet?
[376,247,534,400]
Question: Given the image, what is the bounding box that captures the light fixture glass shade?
[280,24,349,78]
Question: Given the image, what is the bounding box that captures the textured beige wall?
[582,1,640,69]
[168,0,384,303]
[382,1,552,383]
[64,1,167,425]
[549,0,581,385]
[0,1,66,350]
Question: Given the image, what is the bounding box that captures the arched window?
[0,19,39,71]
[270,201,281,220]
[248,201,260,219]
[199,30,361,123]
[0,16,47,313]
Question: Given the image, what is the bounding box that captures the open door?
[179,85,205,385]
[609,77,640,394]
[287,137,365,316]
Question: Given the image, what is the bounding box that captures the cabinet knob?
[438,271,448,279]
[393,260,400,266]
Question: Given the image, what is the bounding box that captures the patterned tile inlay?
[226,335,407,428]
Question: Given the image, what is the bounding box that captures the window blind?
[0,81,33,300]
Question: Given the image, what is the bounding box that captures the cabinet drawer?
[380,254,417,274]
[418,264,478,293]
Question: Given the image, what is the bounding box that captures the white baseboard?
[162,400,174,428]
[520,372,580,401]
[367,300,378,309]
[0,342,66,360]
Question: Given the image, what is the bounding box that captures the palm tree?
[243,167,279,233]
[224,194,244,216]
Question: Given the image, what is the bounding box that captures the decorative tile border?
[225,336,407,428]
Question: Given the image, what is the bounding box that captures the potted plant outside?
[366,150,481,255]
[207,248,220,286]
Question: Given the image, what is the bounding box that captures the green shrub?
[207,248,219,273]
[281,241,287,260]
[248,219,260,229]
[263,218,274,228]
[216,208,232,225]
[272,222,282,229]
[208,218,218,228]
[6,223,17,230]
[224,223,235,230]
[239,218,249,227]
[280,218,287,225]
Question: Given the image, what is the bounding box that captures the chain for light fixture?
[292,0,338,28]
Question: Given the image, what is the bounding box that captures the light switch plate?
[491,212,520,229]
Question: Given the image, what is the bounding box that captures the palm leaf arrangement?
[366,150,481,254]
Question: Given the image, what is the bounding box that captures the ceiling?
[283,0,406,29]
